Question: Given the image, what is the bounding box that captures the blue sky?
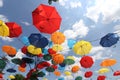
[0,0,120,80]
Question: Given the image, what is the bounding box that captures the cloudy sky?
[0,0,120,80]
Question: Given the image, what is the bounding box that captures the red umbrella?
[97,75,106,80]
[80,56,94,68]
[36,61,51,69]
[84,71,93,78]
[32,4,62,34]
[113,70,120,76]
[5,22,22,37]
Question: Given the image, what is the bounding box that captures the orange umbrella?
[2,45,17,57]
[51,32,65,44]
[52,53,64,64]
[54,70,61,76]
[71,65,80,73]
[18,65,26,72]
[100,59,117,67]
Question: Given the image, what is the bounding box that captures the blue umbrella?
[6,68,16,73]
[67,39,76,49]
[28,33,49,48]
[21,36,30,46]
[100,33,119,47]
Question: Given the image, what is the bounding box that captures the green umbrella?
[75,76,82,80]
[46,67,55,72]
[43,54,52,61]
[37,71,45,77]
[63,59,75,65]
[11,58,22,65]
[0,59,6,69]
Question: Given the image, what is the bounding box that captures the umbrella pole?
[109,66,114,72]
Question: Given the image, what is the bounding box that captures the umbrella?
[51,32,65,44]
[54,70,61,76]
[98,68,110,74]
[18,66,26,72]
[22,57,34,64]
[32,4,62,34]
[0,20,9,37]
[12,74,25,80]
[5,22,22,38]
[67,39,76,49]
[71,65,80,73]
[46,67,55,72]
[21,36,30,46]
[73,40,92,56]
[80,56,94,68]
[84,71,93,78]
[43,54,52,61]
[63,59,75,65]
[6,68,16,73]
[0,59,6,70]
[28,33,49,48]
[37,71,46,77]
[21,46,27,54]
[100,33,119,47]
[27,45,42,55]
[64,71,71,76]
[100,59,117,67]
[52,54,64,64]
[97,75,106,80]
[11,58,22,65]
[66,56,75,60]
[2,45,17,57]
[9,75,15,79]
[52,44,63,52]
[113,70,120,76]
[51,65,58,70]
[48,48,56,55]
[36,61,51,69]
[75,76,82,80]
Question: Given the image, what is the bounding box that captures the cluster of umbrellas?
[0,3,120,80]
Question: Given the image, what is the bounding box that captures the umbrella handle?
[109,66,114,72]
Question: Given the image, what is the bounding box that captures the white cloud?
[0,0,3,7]
[21,21,31,26]
[114,24,120,35]
[86,0,120,23]
[59,0,81,9]
[0,37,13,42]
[91,46,112,61]
[0,14,9,22]
[64,20,89,39]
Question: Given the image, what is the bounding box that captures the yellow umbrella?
[66,56,75,60]
[9,75,15,79]
[64,71,71,76]
[27,45,42,55]
[98,68,110,74]
[51,32,65,44]
[0,20,9,37]
[73,40,92,56]
[52,44,63,52]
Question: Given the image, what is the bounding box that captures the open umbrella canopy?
[71,65,80,73]
[113,70,120,76]
[52,53,64,64]
[32,4,62,34]
[5,22,22,38]
[97,75,106,80]
[22,57,34,64]
[67,39,76,49]
[84,71,93,78]
[6,68,16,73]
[0,20,9,37]
[100,59,117,67]
[63,59,75,65]
[52,44,63,52]
[80,56,94,68]
[100,33,119,47]
[64,71,71,76]
[2,45,17,57]
[0,59,6,70]
[54,70,61,76]
[75,76,82,80]
[28,33,49,48]
[51,32,65,44]
[73,40,92,56]
[98,68,110,74]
